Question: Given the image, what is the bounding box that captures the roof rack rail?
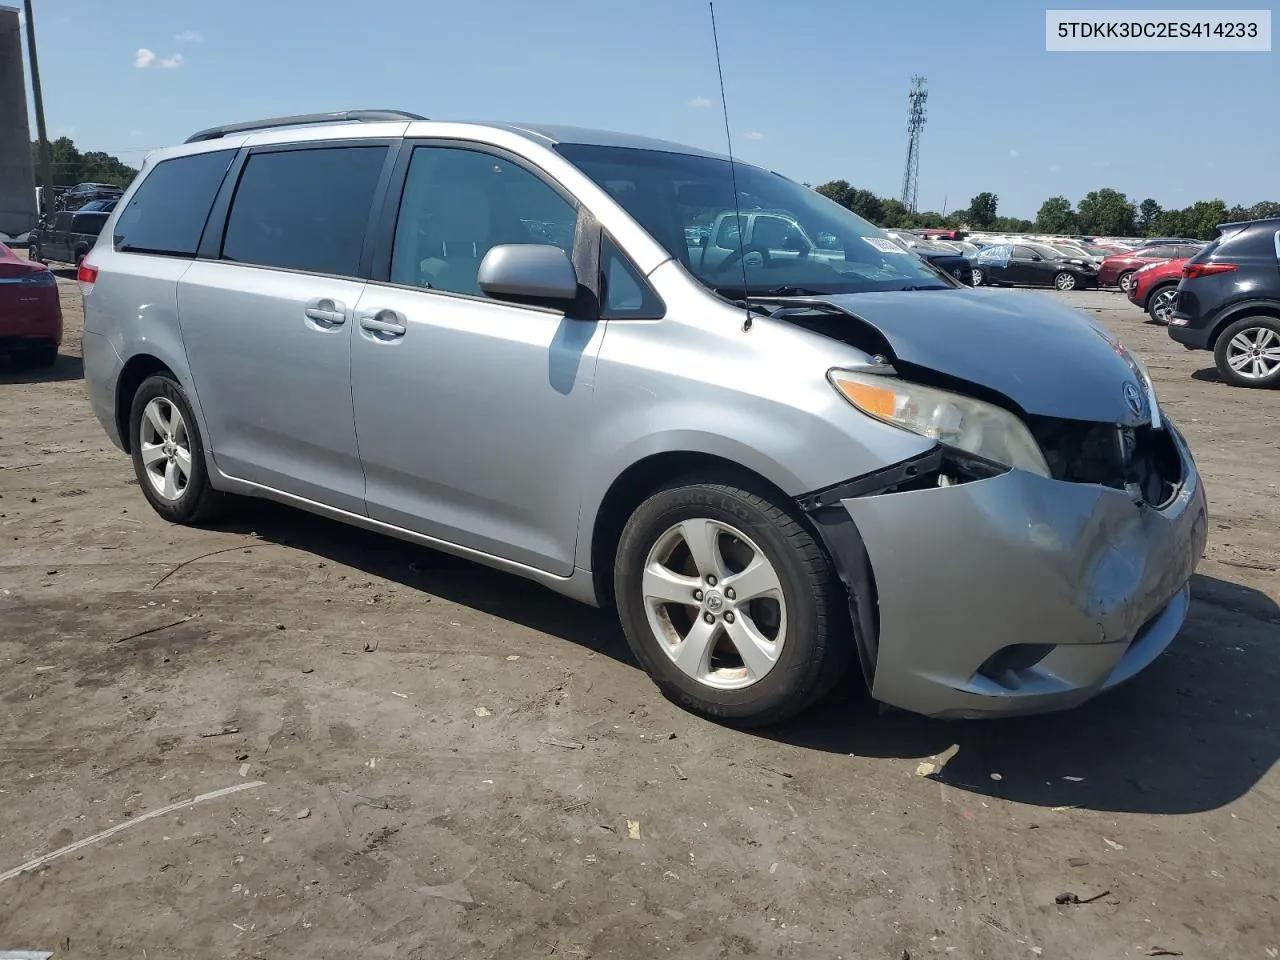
[184,109,428,144]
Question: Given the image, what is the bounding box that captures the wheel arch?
[586,447,809,610]
[1142,279,1179,309]
[1206,300,1280,349]
[114,354,177,453]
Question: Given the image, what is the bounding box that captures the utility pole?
[899,75,928,214]
[22,0,54,216]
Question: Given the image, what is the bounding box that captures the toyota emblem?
[1123,381,1145,418]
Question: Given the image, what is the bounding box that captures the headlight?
[828,369,1051,477]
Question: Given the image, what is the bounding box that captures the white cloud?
[174,29,204,42]
[743,131,764,141]
[1206,160,1216,169]
[1049,164,1062,173]
[688,97,711,109]
[134,48,156,68]
[159,53,184,68]
[1008,148,1020,158]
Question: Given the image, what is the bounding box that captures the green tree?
[1035,195,1077,233]
[1151,208,1190,238]
[1181,199,1228,239]
[814,179,855,207]
[31,136,137,190]
[878,198,909,228]
[1076,188,1136,236]
[1137,198,1162,234]
[1249,200,1280,220]
[814,181,883,222]
[993,216,1034,232]
[967,192,998,228]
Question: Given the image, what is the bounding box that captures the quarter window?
[221,146,387,277]
[600,235,663,319]
[113,149,235,257]
[390,146,578,297]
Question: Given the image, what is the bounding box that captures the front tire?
[128,374,225,523]
[1214,316,1280,388]
[1146,285,1178,324]
[613,477,849,727]
[1054,271,1077,291]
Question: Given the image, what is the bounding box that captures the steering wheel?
[714,243,772,275]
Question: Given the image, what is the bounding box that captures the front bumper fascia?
[804,428,1208,719]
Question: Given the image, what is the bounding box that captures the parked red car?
[1098,241,1204,292]
[0,242,63,368]
[1127,257,1191,324]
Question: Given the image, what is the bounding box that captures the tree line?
[815,180,1280,240]
[29,137,138,190]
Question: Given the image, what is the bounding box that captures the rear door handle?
[359,310,407,338]
[304,297,348,327]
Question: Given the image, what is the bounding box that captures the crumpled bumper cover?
[811,428,1208,719]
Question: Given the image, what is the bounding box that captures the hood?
[813,289,1154,426]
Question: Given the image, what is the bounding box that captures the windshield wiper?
[898,284,952,291]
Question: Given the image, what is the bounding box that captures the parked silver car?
[79,110,1208,726]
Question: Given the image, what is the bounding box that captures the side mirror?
[478,244,578,306]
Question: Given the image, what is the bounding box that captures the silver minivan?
[80,110,1208,726]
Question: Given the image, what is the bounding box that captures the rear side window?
[113,149,235,256]
[221,146,387,277]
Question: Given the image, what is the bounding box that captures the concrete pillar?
[0,5,38,239]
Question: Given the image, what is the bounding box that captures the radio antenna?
[709,1,753,331]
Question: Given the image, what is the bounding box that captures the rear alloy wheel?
[1118,270,1135,293]
[28,244,42,264]
[971,267,984,286]
[128,374,225,523]
[614,478,849,727]
[1214,316,1280,388]
[1054,271,1077,291]
[1147,286,1178,324]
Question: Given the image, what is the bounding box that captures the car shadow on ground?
[768,572,1279,816]
[209,500,629,660]
[213,501,1277,817]
[0,353,84,384]
[1191,367,1226,384]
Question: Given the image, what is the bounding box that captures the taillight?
[77,261,99,295]
[1182,262,1237,279]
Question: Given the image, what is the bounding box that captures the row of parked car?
[1124,217,1280,389]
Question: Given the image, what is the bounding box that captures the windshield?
[555,143,950,296]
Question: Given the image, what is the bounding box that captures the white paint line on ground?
[0,780,266,884]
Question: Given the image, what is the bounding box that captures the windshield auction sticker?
[1046,10,1271,51]
[864,237,909,254]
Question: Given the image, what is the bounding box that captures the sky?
[12,0,1278,219]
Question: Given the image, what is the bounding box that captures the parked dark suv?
[28,209,109,267]
[1168,218,1280,388]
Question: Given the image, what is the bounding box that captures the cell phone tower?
[899,75,928,213]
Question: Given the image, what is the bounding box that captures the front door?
[350,143,602,575]
[177,142,389,513]
[49,212,74,262]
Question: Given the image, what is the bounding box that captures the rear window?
[72,213,108,236]
[113,150,236,257]
[220,145,387,277]
[1218,224,1280,261]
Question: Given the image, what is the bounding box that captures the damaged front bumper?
[803,424,1208,719]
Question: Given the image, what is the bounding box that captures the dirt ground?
[1,273,1277,960]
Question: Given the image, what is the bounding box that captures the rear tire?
[28,243,42,265]
[128,374,225,523]
[971,268,984,286]
[1117,270,1135,293]
[613,476,850,727]
[1214,316,1280,389]
[1054,271,1077,291]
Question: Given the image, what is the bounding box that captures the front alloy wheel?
[642,518,787,690]
[614,477,850,726]
[1148,287,1177,324]
[1054,271,1077,291]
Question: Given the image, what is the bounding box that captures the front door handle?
[304,297,348,327]
[359,310,407,338]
